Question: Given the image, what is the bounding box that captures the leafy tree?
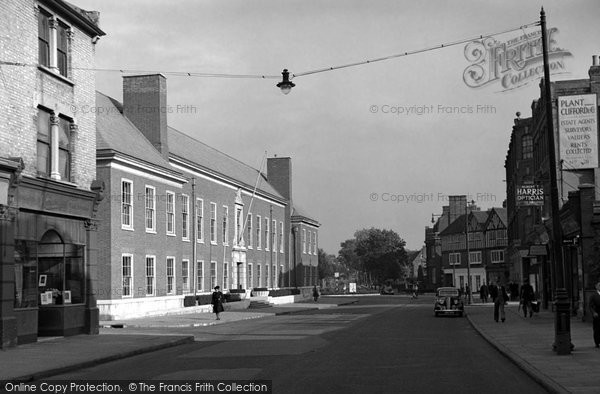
[353,228,407,284]
[318,248,337,279]
[338,238,362,271]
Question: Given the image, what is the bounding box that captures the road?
[47,295,546,394]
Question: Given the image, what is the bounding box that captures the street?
[46,296,546,393]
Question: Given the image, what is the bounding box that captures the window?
[122,254,132,297]
[272,219,277,252]
[279,265,284,287]
[279,222,284,253]
[256,264,261,287]
[38,7,71,78]
[469,251,482,264]
[272,264,277,288]
[13,241,38,309]
[265,218,270,251]
[145,186,156,232]
[197,261,204,292]
[166,257,175,294]
[491,250,505,263]
[222,206,229,245]
[210,203,217,244]
[302,229,307,253]
[522,135,533,159]
[314,232,318,255]
[37,109,71,181]
[196,199,204,242]
[145,256,155,296]
[210,261,217,289]
[256,215,262,250]
[166,191,175,235]
[449,253,461,265]
[182,260,190,294]
[247,214,253,248]
[223,262,229,290]
[247,263,253,288]
[121,180,133,229]
[181,195,189,240]
[235,207,243,246]
[266,264,270,288]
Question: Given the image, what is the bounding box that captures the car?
[434,287,464,317]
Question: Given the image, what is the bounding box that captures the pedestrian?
[412,283,419,299]
[520,279,535,318]
[589,281,600,348]
[211,286,225,320]
[313,285,320,302]
[480,283,489,303]
[493,283,508,323]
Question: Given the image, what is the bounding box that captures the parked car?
[434,287,464,317]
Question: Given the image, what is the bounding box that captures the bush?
[268,288,300,297]
[224,293,241,302]
[196,294,212,305]
[184,295,196,307]
[228,288,246,294]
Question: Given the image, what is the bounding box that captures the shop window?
[14,241,38,309]
[37,231,85,305]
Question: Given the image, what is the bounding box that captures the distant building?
[0,0,104,347]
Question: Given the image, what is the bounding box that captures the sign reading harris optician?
[516,184,544,207]
[463,27,571,92]
[558,94,598,169]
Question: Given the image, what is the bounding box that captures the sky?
[74,0,600,255]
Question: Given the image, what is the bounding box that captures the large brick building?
[95,75,320,320]
[0,0,104,347]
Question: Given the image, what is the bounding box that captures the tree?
[318,248,336,279]
[338,238,362,271]
[353,228,407,284]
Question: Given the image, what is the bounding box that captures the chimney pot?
[593,55,598,66]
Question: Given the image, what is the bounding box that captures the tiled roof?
[291,204,319,225]
[95,92,179,175]
[439,214,467,236]
[167,127,284,201]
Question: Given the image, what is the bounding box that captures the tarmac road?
[45,296,546,394]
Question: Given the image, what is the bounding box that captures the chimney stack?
[266,157,292,203]
[123,74,169,159]
[589,55,600,94]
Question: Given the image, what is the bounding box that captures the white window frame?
[279,221,284,253]
[272,219,277,253]
[222,205,229,245]
[272,264,277,288]
[265,217,270,251]
[181,194,189,241]
[166,191,176,236]
[196,198,204,243]
[469,251,482,265]
[223,261,229,290]
[145,255,156,296]
[266,264,270,288]
[197,260,204,292]
[256,215,262,250]
[145,185,156,233]
[234,206,243,246]
[121,179,134,230]
[182,259,190,294]
[210,261,217,289]
[122,254,133,298]
[210,202,217,244]
[37,5,72,78]
[449,253,461,266]
[247,213,253,249]
[247,263,253,289]
[302,228,307,254]
[166,257,175,295]
[491,250,505,264]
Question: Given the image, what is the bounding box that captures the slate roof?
[95,92,181,177]
[167,127,285,201]
[291,204,320,226]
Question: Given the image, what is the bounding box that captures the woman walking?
[211,286,225,320]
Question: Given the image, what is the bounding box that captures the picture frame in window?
[40,292,50,305]
[38,274,47,287]
[63,290,71,304]
[45,291,54,304]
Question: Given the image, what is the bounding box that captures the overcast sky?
[75,0,600,255]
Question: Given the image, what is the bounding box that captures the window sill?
[121,226,134,232]
[38,66,74,87]
[182,238,190,242]
[167,233,176,237]
[36,174,78,188]
[145,229,157,234]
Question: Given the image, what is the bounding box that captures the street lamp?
[276,69,295,95]
[465,199,475,305]
[540,8,571,355]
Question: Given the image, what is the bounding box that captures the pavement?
[0,296,598,394]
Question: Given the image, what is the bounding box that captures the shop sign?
[516,184,544,206]
[558,94,598,169]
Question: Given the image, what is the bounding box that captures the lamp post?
[465,200,475,305]
[540,8,571,355]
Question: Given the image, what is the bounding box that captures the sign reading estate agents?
[558,94,598,169]
[516,184,544,207]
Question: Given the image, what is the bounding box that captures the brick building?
[95,74,319,320]
[505,57,600,316]
[0,0,104,347]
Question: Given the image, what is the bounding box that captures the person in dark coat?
[480,283,489,303]
[211,286,225,320]
[312,285,320,302]
[590,281,600,348]
[520,279,535,318]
